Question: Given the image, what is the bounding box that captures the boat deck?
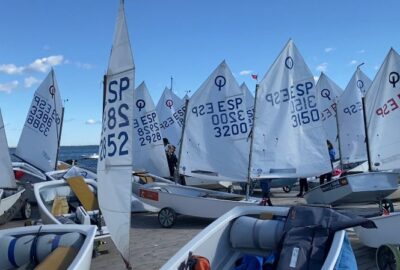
[1,187,393,269]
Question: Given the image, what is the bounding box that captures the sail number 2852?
[99,77,130,161]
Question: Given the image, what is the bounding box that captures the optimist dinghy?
[305,57,399,205]
[0,110,30,224]
[34,177,109,240]
[161,205,374,270]
[0,224,96,270]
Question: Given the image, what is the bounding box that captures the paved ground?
[1,188,390,269]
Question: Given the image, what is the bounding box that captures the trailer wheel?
[376,244,400,270]
[21,202,32,219]
[158,207,176,228]
[282,186,291,193]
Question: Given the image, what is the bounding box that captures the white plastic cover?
[179,61,250,182]
[156,87,185,152]
[0,110,16,188]
[337,68,371,164]
[250,40,331,178]
[365,48,400,170]
[240,83,255,128]
[133,82,170,177]
[97,0,134,265]
[315,73,343,159]
[15,69,62,172]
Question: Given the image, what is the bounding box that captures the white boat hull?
[304,172,398,205]
[0,189,24,217]
[0,224,96,270]
[354,212,400,248]
[161,206,345,270]
[134,182,258,219]
[34,179,109,239]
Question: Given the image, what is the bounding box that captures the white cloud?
[26,55,64,73]
[316,62,328,72]
[76,62,93,70]
[349,60,358,66]
[0,64,24,75]
[24,76,40,88]
[357,49,365,54]
[374,65,379,70]
[0,81,19,93]
[239,70,253,76]
[314,76,320,82]
[85,119,100,125]
[324,47,334,53]
[0,55,65,75]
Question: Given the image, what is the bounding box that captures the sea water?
[10,145,99,172]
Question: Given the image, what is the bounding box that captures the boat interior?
[177,213,286,270]
[39,178,103,227]
[0,230,85,269]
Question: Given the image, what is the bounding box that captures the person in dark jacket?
[320,140,336,185]
[259,179,273,206]
[166,144,178,177]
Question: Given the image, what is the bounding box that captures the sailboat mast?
[175,98,189,183]
[246,84,259,200]
[102,74,107,112]
[334,97,343,170]
[362,97,372,172]
[170,76,173,91]
[51,69,61,170]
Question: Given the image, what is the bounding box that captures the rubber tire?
[282,186,291,193]
[21,202,32,219]
[376,244,400,270]
[158,207,177,228]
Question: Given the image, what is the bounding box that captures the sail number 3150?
[99,77,130,160]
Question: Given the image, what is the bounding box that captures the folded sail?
[156,87,185,152]
[97,0,134,266]
[0,110,16,188]
[15,69,62,172]
[365,48,400,170]
[337,68,371,164]
[133,82,170,177]
[315,73,343,159]
[250,40,331,178]
[179,61,250,182]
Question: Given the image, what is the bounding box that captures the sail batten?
[250,40,331,178]
[179,61,250,182]
[15,69,62,172]
[365,48,400,170]
[0,111,16,188]
[337,68,371,165]
[97,0,134,266]
[133,82,170,177]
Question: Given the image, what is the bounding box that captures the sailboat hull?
[160,206,345,270]
[304,172,398,205]
[0,188,26,224]
[133,182,258,219]
[354,212,400,248]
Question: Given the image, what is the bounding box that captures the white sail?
[250,40,331,178]
[315,73,343,159]
[337,68,371,164]
[0,110,16,188]
[156,87,185,152]
[365,48,400,171]
[133,82,170,177]
[179,61,250,182]
[240,83,255,128]
[15,69,62,172]
[97,0,134,266]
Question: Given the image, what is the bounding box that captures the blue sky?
[0,0,399,146]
